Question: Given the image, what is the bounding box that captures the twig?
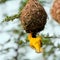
[0,13,20,24]
[14,33,21,60]
[44,36,60,38]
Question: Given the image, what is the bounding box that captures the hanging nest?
[20,0,47,34]
[51,0,60,23]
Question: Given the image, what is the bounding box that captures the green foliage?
[0,0,7,4]
[2,13,20,22]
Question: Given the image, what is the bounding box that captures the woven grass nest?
[51,0,60,23]
[20,0,47,37]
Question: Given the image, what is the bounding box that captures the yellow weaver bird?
[28,33,43,53]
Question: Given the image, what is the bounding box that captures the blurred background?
[0,0,60,60]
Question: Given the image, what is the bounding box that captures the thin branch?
[14,33,21,60]
[1,13,20,24]
[44,36,60,38]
